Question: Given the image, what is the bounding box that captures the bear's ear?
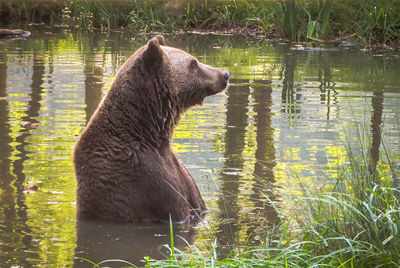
[142,35,166,70]
[154,35,166,45]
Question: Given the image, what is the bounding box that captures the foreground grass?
[1,0,399,47]
[82,128,400,267]
[143,157,399,266]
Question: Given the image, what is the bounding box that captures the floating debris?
[153,234,167,237]
[290,46,340,51]
[24,184,38,193]
[0,29,31,38]
[20,122,39,129]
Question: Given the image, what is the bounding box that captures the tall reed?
[274,0,298,42]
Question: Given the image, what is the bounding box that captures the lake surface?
[0,27,399,267]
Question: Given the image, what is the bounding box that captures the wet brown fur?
[74,35,228,223]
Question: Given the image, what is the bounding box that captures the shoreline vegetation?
[0,0,399,49]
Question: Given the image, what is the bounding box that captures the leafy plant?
[305,0,333,41]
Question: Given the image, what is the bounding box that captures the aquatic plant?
[357,0,400,44]
[273,0,299,42]
[305,0,333,41]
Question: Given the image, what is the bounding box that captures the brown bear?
[74,35,230,223]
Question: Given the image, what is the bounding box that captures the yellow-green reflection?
[0,29,399,266]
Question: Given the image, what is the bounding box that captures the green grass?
[1,0,399,46]
[138,125,400,267]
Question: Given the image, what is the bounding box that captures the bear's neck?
[101,77,182,149]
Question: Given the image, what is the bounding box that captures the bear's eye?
[190,59,198,69]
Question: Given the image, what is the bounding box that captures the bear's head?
[140,35,230,109]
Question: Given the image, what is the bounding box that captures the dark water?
[0,27,399,267]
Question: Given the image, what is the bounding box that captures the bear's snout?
[223,71,230,80]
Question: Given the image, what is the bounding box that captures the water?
[0,27,399,267]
